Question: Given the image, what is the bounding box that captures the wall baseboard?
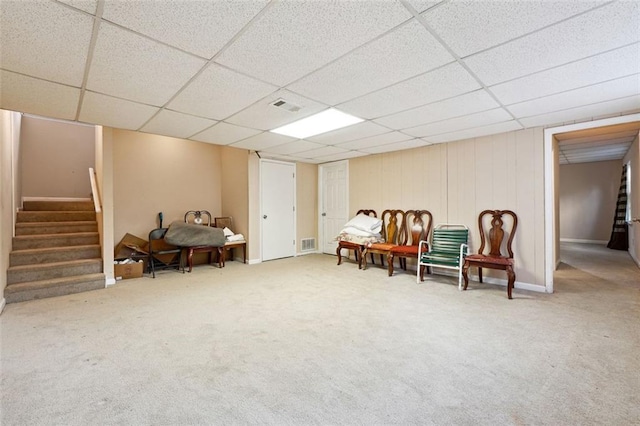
[0,297,6,315]
[296,250,320,256]
[560,238,608,244]
[248,258,262,265]
[424,267,546,293]
[105,277,117,287]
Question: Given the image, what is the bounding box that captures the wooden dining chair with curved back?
[387,209,432,276]
[462,209,518,299]
[362,209,404,270]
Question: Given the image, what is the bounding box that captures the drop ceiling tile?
[0,71,79,120]
[519,95,640,128]
[262,140,325,156]
[87,22,206,106]
[190,122,261,145]
[57,0,97,14]
[225,89,327,130]
[287,20,454,105]
[215,0,412,86]
[405,0,442,13]
[102,1,267,58]
[491,44,640,105]
[0,1,93,86]
[168,64,278,120]
[140,110,217,139]
[508,75,640,118]
[423,1,602,58]
[464,1,640,86]
[297,146,350,159]
[360,138,431,154]
[315,150,370,163]
[335,131,413,150]
[79,91,159,130]
[374,90,499,130]
[307,121,390,144]
[404,108,513,138]
[428,120,523,143]
[339,62,480,119]
[230,132,296,151]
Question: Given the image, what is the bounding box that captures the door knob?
[322,212,326,216]
[263,215,267,219]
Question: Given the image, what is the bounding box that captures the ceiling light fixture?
[270,108,364,139]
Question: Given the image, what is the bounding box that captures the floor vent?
[300,238,315,252]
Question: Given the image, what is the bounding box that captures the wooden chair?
[336,209,377,269]
[462,210,518,299]
[214,216,247,265]
[362,209,404,270]
[387,210,432,276]
[183,210,223,272]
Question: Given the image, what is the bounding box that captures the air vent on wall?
[300,238,316,252]
[270,98,302,113]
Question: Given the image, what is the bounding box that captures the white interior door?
[320,161,348,255]
[261,160,295,261]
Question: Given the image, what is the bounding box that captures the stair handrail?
[89,167,102,213]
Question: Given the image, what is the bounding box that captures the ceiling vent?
[270,98,302,113]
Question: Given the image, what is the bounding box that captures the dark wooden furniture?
[387,209,432,276]
[462,210,518,299]
[362,209,404,270]
[148,228,184,278]
[336,209,377,269]
[183,210,223,272]
[214,216,247,265]
[417,224,469,289]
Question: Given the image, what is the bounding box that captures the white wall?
[623,133,640,265]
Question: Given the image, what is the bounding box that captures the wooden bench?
[417,224,469,289]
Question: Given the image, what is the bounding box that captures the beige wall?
[623,133,640,265]
[559,160,621,242]
[220,146,249,260]
[350,128,545,288]
[112,129,222,243]
[296,162,318,253]
[1,110,21,309]
[20,115,94,198]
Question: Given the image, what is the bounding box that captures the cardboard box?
[114,261,144,280]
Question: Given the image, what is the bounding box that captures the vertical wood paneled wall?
[349,128,545,288]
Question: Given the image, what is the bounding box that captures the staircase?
[5,200,105,303]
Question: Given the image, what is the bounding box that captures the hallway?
[556,242,640,291]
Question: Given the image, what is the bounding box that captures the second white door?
[261,160,296,261]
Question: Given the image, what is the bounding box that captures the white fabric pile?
[223,226,245,242]
[336,214,384,245]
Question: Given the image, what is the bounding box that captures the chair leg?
[462,261,470,291]
[218,247,224,268]
[187,249,194,273]
[336,246,343,265]
[387,253,394,276]
[506,266,515,299]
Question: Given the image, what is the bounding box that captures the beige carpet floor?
[1,243,639,425]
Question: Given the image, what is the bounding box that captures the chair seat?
[390,245,419,255]
[368,242,396,251]
[465,254,513,266]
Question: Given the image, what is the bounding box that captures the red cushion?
[368,242,396,251]
[390,245,419,255]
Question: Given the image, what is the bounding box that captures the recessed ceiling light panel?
[270,108,364,139]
